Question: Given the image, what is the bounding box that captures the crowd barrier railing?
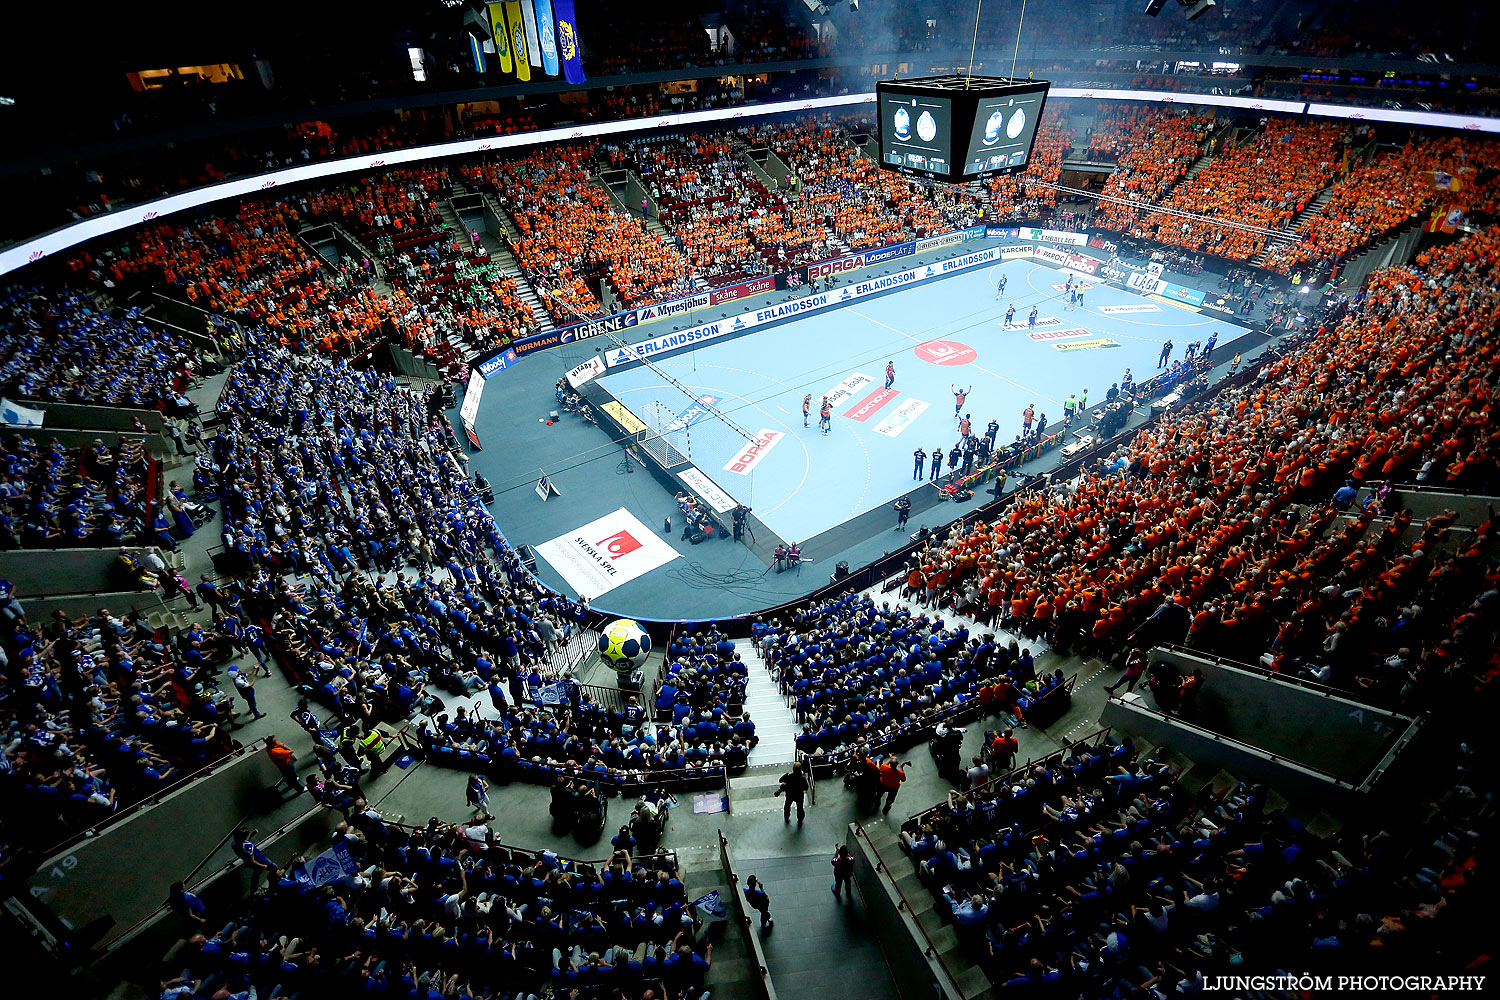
[36,735,271,862]
[850,819,966,999]
[905,726,1116,830]
[717,829,778,1000]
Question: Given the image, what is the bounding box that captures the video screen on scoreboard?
[962,83,1049,177]
[878,88,955,179]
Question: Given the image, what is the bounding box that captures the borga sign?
[723,429,784,475]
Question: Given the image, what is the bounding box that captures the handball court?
[468,256,1255,622]
[595,258,1253,541]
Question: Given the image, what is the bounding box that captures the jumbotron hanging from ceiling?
[876,74,1051,185]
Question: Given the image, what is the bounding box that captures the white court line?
[847,307,1062,407]
[1024,263,1224,331]
[651,364,823,519]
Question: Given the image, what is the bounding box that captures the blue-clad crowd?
[0,289,205,411]
[753,594,1068,764]
[899,732,1486,995]
[168,817,713,1000]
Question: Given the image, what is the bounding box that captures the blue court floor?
[596,258,1252,544]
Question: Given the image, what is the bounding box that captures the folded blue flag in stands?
[293,839,358,888]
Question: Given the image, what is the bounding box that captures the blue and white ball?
[599,618,651,669]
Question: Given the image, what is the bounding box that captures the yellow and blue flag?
[487,3,514,74]
[503,2,530,81]
[553,0,586,84]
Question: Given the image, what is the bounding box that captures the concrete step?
[730,797,784,816]
[882,853,916,882]
[1180,761,1222,794]
[925,922,960,956]
[731,769,784,790]
[860,817,900,848]
[730,787,781,810]
[915,905,946,938]
[954,964,992,997]
[895,871,928,906]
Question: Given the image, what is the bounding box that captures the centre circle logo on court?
[914,340,976,366]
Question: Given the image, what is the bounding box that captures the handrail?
[717,829,778,1000]
[851,820,966,1000]
[419,737,735,792]
[1151,642,1356,701]
[35,735,271,862]
[379,815,680,873]
[905,727,1115,830]
[1106,694,1354,784]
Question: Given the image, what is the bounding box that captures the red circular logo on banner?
[914,340,977,366]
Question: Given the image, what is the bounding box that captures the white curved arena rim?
[3,88,1496,279]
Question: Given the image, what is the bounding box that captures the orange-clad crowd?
[1092,110,1215,233]
[459,146,696,321]
[1264,135,1500,274]
[606,134,830,282]
[1135,120,1347,261]
[766,122,983,251]
[983,120,1074,220]
[53,111,1500,386]
[910,226,1498,701]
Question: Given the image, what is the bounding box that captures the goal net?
[637,400,693,470]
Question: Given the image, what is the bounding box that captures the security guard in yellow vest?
[360,727,389,776]
[339,724,364,770]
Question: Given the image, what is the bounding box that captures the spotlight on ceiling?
[1180,0,1217,20]
[1145,0,1169,15]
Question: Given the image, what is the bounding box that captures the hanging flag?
[503,2,531,81]
[519,0,543,68]
[0,398,45,428]
[468,32,486,74]
[488,3,514,74]
[553,0,586,84]
[532,0,561,77]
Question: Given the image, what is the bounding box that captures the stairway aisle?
[475,194,557,333]
[738,851,901,1000]
[1253,186,1337,267]
[739,640,797,767]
